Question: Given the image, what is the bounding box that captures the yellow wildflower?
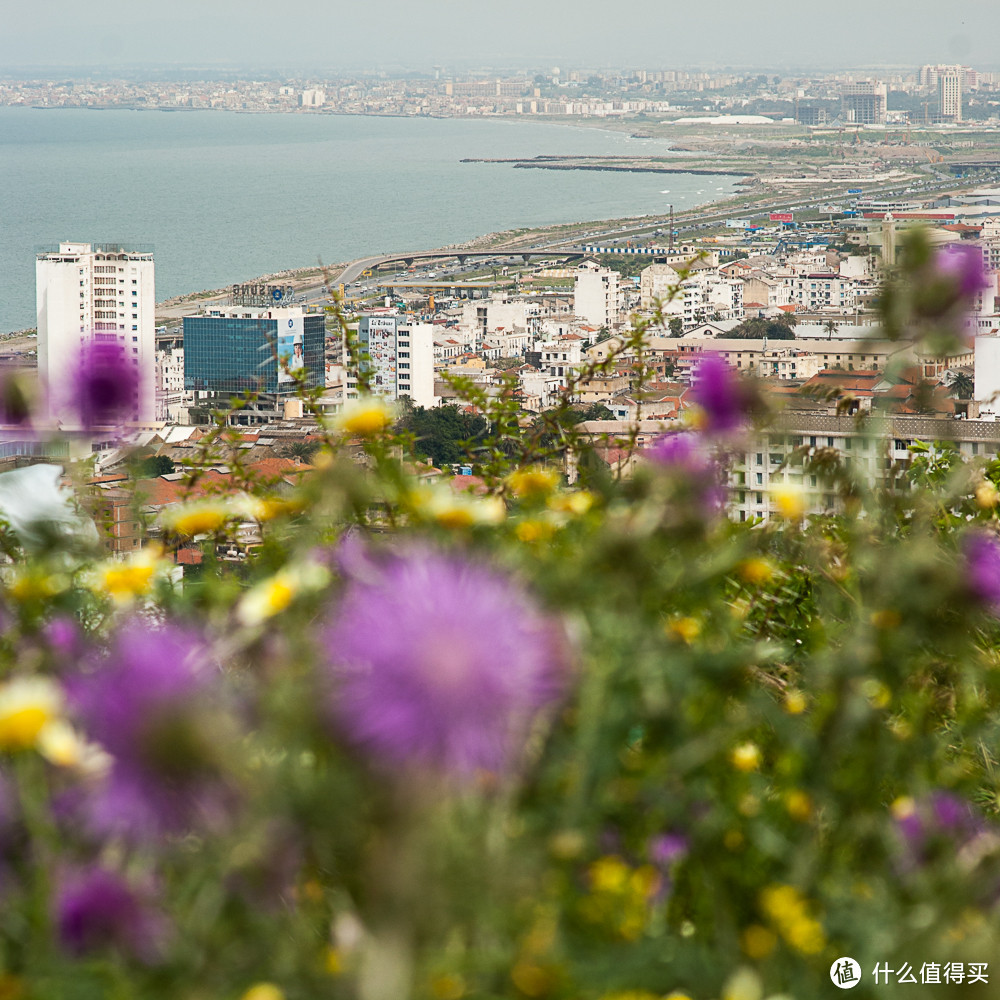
[96,545,164,604]
[515,517,558,544]
[411,486,505,529]
[35,718,108,772]
[589,856,630,893]
[431,973,466,1000]
[784,689,807,714]
[333,397,394,436]
[510,960,557,997]
[890,795,916,821]
[0,676,64,752]
[162,501,232,537]
[772,484,806,520]
[741,924,778,959]
[239,985,285,1000]
[237,561,330,627]
[730,742,762,772]
[7,570,68,602]
[323,946,343,976]
[759,884,826,955]
[861,678,891,710]
[666,617,701,643]
[507,467,559,500]
[722,966,764,1000]
[870,608,902,629]
[976,482,999,509]
[784,789,812,822]
[738,557,774,585]
[547,490,594,516]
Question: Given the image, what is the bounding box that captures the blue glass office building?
[184,310,325,394]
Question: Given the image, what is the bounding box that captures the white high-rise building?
[574,262,623,330]
[937,68,963,123]
[36,242,156,424]
[348,316,436,408]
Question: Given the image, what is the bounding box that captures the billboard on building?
[277,314,305,384]
[769,212,794,223]
[366,316,397,397]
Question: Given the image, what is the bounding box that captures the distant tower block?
[937,68,963,123]
[881,213,897,267]
[36,242,156,425]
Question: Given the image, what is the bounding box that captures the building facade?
[574,262,623,330]
[183,307,325,395]
[348,316,435,408]
[36,241,156,424]
[937,69,963,122]
[841,81,887,126]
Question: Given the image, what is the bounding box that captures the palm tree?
[283,440,319,462]
[950,372,975,400]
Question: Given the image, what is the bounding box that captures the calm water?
[0,107,735,332]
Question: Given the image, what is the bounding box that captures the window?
[132,314,138,320]
[399,363,410,369]
[132,336,138,342]
[755,472,763,485]
[132,279,137,285]
[755,453,763,466]
[132,325,138,331]
[399,351,409,358]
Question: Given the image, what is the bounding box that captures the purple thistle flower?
[647,832,689,868]
[42,616,83,659]
[645,432,725,511]
[646,432,706,471]
[72,340,138,430]
[963,532,1000,611]
[56,866,166,961]
[71,621,226,839]
[935,244,989,298]
[323,546,568,777]
[895,792,984,870]
[690,354,752,435]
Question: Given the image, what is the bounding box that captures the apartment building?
[36,241,156,424]
[574,262,623,330]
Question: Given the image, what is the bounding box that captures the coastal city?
[6,55,1000,538]
[6,0,1000,989]
[4,64,1000,121]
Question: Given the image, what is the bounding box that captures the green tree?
[133,454,175,478]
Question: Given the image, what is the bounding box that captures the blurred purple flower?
[42,616,83,659]
[646,433,706,471]
[896,792,984,869]
[964,532,1000,610]
[690,354,752,434]
[647,832,689,867]
[72,340,138,429]
[645,432,725,511]
[936,244,988,298]
[324,546,568,777]
[71,621,225,838]
[57,866,166,961]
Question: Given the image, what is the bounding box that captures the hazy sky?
[4,0,999,74]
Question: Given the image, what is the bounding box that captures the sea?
[0,106,737,333]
